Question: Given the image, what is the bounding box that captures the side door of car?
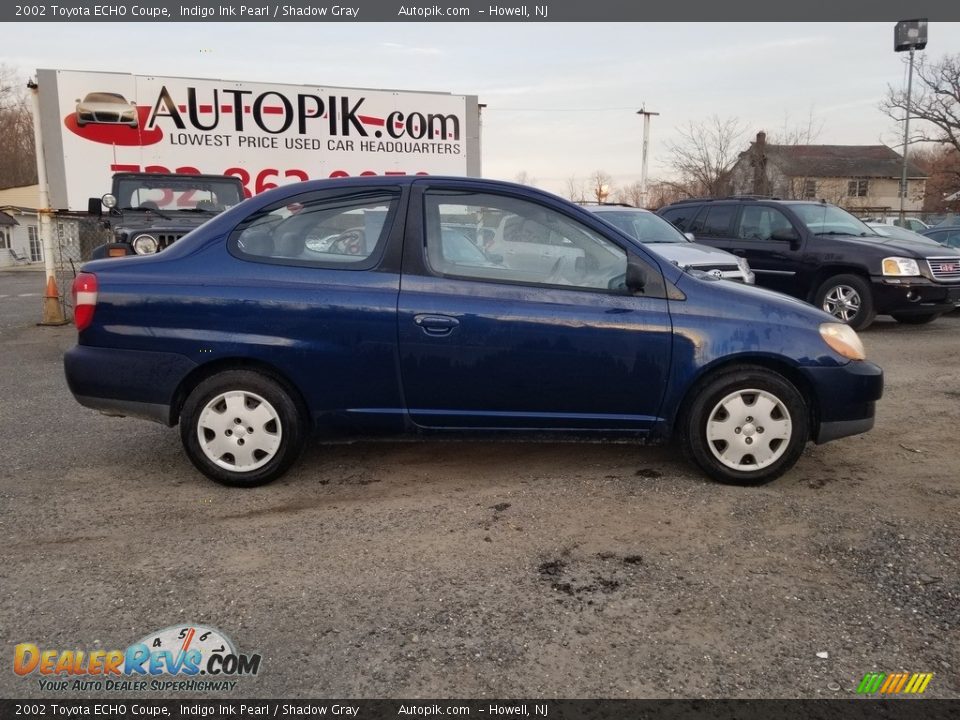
[728,204,806,297]
[226,184,409,432]
[396,180,674,432]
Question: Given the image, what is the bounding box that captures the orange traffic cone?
[40,274,68,326]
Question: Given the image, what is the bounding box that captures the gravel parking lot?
[1,269,957,699]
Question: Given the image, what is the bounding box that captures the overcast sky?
[7,22,960,196]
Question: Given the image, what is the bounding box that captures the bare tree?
[912,144,960,212]
[645,180,688,210]
[665,115,746,197]
[881,53,960,159]
[514,170,537,187]
[589,170,613,203]
[0,65,38,190]
[613,181,645,207]
[773,107,824,146]
[564,175,587,203]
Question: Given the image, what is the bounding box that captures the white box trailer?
[35,68,481,210]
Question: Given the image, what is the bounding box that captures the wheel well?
[168,358,311,428]
[674,357,819,438]
[805,266,871,304]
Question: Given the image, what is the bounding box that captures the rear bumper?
[803,361,884,444]
[64,345,198,426]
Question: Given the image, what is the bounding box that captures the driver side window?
[737,206,795,241]
[232,192,398,268]
[424,192,627,292]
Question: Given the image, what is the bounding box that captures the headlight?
[882,257,920,276]
[101,193,117,209]
[820,322,866,361]
[132,234,159,255]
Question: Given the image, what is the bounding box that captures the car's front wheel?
[179,370,306,487]
[814,274,876,330]
[682,367,809,485]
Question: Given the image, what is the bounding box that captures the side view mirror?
[771,228,800,242]
[87,197,102,216]
[684,232,696,242]
[625,256,648,294]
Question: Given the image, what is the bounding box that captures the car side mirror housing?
[87,197,102,217]
[771,228,800,243]
[625,256,647,294]
[684,232,695,242]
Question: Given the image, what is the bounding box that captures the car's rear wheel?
[682,367,809,485]
[180,370,305,487]
[814,274,876,330]
[891,312,940,325]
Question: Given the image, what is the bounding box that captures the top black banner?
[4,0,960,22]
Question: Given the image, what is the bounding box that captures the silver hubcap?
[822,285,861,322]
[197,390,282,472]
[706,389,792,471]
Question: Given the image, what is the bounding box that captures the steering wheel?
[330,228,366,255]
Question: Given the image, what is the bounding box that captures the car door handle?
[414,314,460,336]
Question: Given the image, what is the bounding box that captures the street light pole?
[899,48,915,222]
[894,19,927,223]
[636,107,659,209]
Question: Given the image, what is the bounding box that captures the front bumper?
[802,361,884,444]
[872,277,960,315]
[64,345,198,426]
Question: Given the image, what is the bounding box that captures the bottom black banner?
[2,699,959,720]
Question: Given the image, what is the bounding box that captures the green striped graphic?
[857,672,886,694]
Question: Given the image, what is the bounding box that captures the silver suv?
[586,204,754,284]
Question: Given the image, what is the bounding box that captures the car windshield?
[594,210,688,244]
[83,93,126,103]
[786,203,874,237]
[117,178,243,212]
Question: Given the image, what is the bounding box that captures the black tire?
[813,274,876,330]
[681,366,809,486]
[179,370,305,487]
[891,312,940,325]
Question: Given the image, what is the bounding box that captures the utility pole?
[27,78,67,326]
[636,107,659,209]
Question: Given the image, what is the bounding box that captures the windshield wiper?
[120,206,172,220]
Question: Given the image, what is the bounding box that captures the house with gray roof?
[729,132,927,213]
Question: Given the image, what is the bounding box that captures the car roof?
[586,205,653,214]
[663,197,824,207]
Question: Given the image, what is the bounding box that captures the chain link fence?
[51,212,111,320]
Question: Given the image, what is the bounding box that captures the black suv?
[89,173,245,259]
[658,198,960,329]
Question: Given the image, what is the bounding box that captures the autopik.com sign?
[35,69,481,210]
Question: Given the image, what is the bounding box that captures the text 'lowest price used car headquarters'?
[65,177,883,488]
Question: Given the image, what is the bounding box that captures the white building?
[0,184,43,267]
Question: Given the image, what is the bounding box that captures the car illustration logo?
[709,269,724,279]
[75,92,139,128]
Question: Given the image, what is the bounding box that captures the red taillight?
[72,272,98,331]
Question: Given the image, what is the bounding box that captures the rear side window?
[661,205,700,231]
[231,191,399,269]
[699,206,737,237]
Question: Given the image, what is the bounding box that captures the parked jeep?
[89,173,244,259]
[659,197,960,329]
